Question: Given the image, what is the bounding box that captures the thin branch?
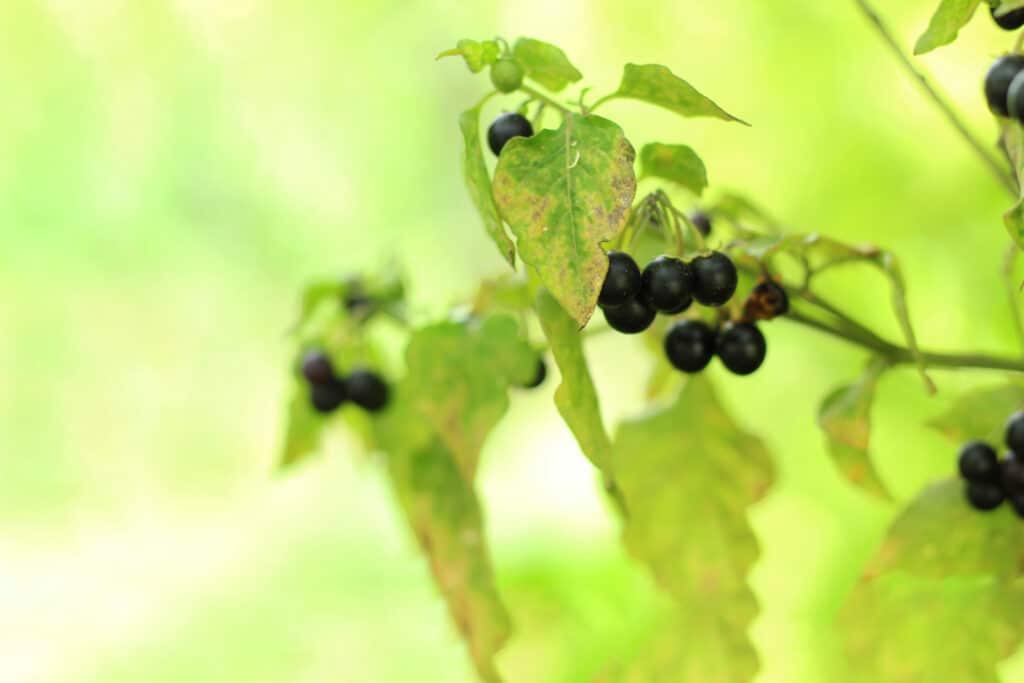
[519,85,571,115]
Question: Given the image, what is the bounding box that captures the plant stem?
[852,0,1018,197]
[519,85,572,115]
[589,93,618,112]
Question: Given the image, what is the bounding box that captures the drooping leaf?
[460,105,516,266]
[512,37,582,92]
[613,63,748,125]
[437,39,501,73]
[534,288,612,471]
[608,375,774,682]
[1000,120,1024,248]
[913,0,981,55]
[928,383,1024,446]
[839,481,1024,682]
[639,143,708,196]
[818,358,892,500]
[493,114,637,327]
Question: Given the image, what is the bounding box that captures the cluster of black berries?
[300,350,390,415]
[958,411,1024,516]
[984,53,1024,120]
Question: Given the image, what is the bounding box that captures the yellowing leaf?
[460,105,516,266]
[639,143,708,196]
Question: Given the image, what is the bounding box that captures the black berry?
[985,55,1024,117]
[992,4,1024,31]
[691,252,738,307]
[690,211,712,237]
[346,369,390,412]
[1002,452,1024,495]
[664,319,716,373]
[1008,492,1024,518]
[744,280,789,321]
[717,322,767,376]
[1006,411,1024,455]
[488,113,533,156]
[603,295,656,334]
[301,350,336,386]
[311,379,347,414]
[521,358,547,389]
[641,256,694,314]
[957,441,1000,483]
[965,480,1005,511]
[599,251,642,308]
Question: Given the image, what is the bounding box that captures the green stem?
[519,85,572,115]
[589,93,618,112]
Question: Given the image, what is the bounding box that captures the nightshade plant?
[279,3,1024,680]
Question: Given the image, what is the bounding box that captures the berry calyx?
[1001,453,1024,495]
[521,358,547,389]
[599,251,642,308]
[488,113,533,156]
[691,251,738,307]
[690,211,712,237]
[641,256,694,314]
[311,379,347,414]
[301,350,336,386]
[985,55,1024,117]
[603,296,656,334]
[490,58,524,93]
[744,280,790,321]
[992,4,1024,31]
[664,319,716,373]
[717,322,767,376]
[965,480,1005,511]
[346,369,391,412]
[1006,411,1024,455]
[957,441,1000,483]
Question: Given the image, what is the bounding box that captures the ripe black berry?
[1006,411,1024,455]
[488,113,533,156]
[664,319,716,373]
[301,350,336,386]
[311,379,347,414]
[992,4,1024,31]
[1008,492,1024,518]
[985,54,1024,117]
[521,358,547,389]
[603,296,656,334]
[346,369,390,412]
[690,211,712,237]
[641,256,694,314]
[744,280,789,321]
[965,480,1005,511]
[717,322,767,376]
[1001,453,1024,495]
[599,251,642,308]
[957,441,1000,483]
[691,252,738,307]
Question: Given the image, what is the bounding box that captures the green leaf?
[290,279,343,332]
[639,143,708,196]
[278,384,325,468]
[493,114,637,327]
[928,383,1024,446]
[839,481,1024,682]
[913,0,981,55]
[614,64,748,125]
[437,39,500,73]
[817,358,892,500]
[1001,120,1024,248]
[534,288,612,471]
[460,105,516,266]
[608,376,774,682]
[512,37,582,92]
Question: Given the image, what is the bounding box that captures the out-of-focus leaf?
[928,383,1024,446]
[493,114,636,327]
[839,481,1024,682]
[997,0,1024,15]
[914,0,981,55]
[512,37,582,91]
[818,358,892,500]
[279,385,325,468]
[437,38,501,73]
[460,105,516,267]
[613,63,748,124]
[638,143,708,196]
[1001,120,1024,248]
[290,279,344,332]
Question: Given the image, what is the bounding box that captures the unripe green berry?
[490,59,524,93]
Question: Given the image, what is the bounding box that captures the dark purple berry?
[691,251,738,307]
[487,113,533,156]
[957,441,1000,483]
[965,480,1005,511]
[690,211,712,237]
[992,4,1024,31]
[986,55,1024,117]
[521,358,547,389]
[599,251,642,308]
[1001,452,1024,495]
[603,296,656,334]
[1006,411,1024,455]
[311,379,347,414]
[664,319,716,373]
[301,350,336,386]
[641,256,694,314]
[1008,492,1024,518]
[346,369,390,412]
[717,322,767,376]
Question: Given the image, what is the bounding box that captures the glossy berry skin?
[1008,70,1024,121]
[1001,452,1024,495]
[717,322,767,376]
[1006,411,1024,455]
[301,350,336,386]
[311,380,347,414]
[487,113,533,156]
[641,256,694,314]
[992,5,1024,30]
[522,358,547,389]
[691,252,739,307]
[985,55,1024,117]
[346,369,390,412]
[690,211,712,237]
[957,441,1000,483]
[603,296,656,334]
[490,58,524,93]
[664,319,716,373]
[599,251,642,308]
[965,480,1006,511]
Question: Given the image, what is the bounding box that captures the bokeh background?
[3,1,1024,681]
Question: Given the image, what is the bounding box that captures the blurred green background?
[3,1,1024,681]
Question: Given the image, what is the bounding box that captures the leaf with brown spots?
[493,114,637,327]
